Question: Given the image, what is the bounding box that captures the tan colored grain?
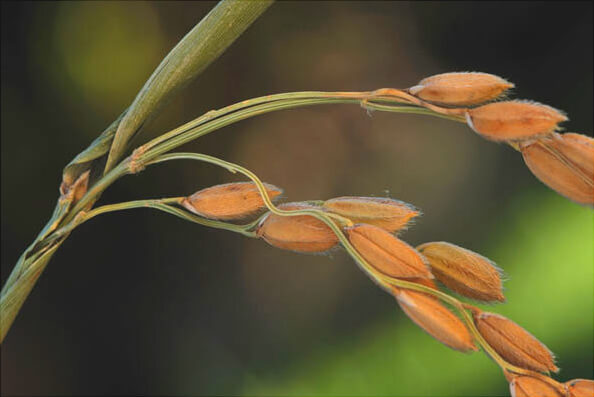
[466,100,567,141]
[323,196,419,233]
[417,241,505,302]
[346,224,432,279]
[393,288,477,352]
[409,72,513,106]
[521,132,594,206]
[182,182,282,220]
[256,202,338,253]
[474,312,558,373]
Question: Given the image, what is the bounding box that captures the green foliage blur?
[1,2,592,396]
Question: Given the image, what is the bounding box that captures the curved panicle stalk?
[1,4,591,394]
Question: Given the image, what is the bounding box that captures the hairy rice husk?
[346,224,432,279]
[474,312,558,373]
[183,182,283,220]
[410,72,513,106]
[521,133,594,206]
[323,196,419,233]
[256,202,338,253]
[393,288,477,352]
[467,101,567,141]
[417,241,504,302]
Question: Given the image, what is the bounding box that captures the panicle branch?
[3,64,592,397]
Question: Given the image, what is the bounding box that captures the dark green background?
[1,1,592,396]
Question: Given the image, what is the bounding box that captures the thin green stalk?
[85,199,260,238]
[139,98,360,162]
[141,91,375,152]
[0,242,64,341]
[136,97,456,165]
[147,203,260,238]
[362,101,466,123]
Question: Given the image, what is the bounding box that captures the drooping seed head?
[466,100,567,141]
[521,133,594,206]
[409,72,514,106]
[392,288,477,352]
[417,241,505,303]
[323,196,419,233]
[565,379,594,397]
[474,312,558,373]
[346,224,433,279]
[182,182,283,220]
[509,376,565,397]
[256,202,338,253]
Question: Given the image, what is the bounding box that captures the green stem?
[141,91,375,152]
[0,240,65,342]
[135,91,457,165]
[362,101,466,123]
[80,198,260,238]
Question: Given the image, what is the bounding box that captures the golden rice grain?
[409,72,514,106]
[466,100,567,141]
[323,196,419,233]
[182,182,282,220]
[346,224,433,279]
[393,288,477,352]
[474,312,558,373]
[417,241,505,303]
[256,202,338,253]
[521,132,594,206]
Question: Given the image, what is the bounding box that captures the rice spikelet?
[474,312,558,373]
[323,196,419,233]
[346,224,432,279]
[393,288,477,352]
[417,241,505,302]
[256,202,338,253]
[182,182,283,220]
[466,100,567,141]
[521,132,594,206]
[409,72,514,106]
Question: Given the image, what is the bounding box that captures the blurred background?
[1,1,592,396]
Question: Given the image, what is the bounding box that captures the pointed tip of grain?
[408,84,425,95]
